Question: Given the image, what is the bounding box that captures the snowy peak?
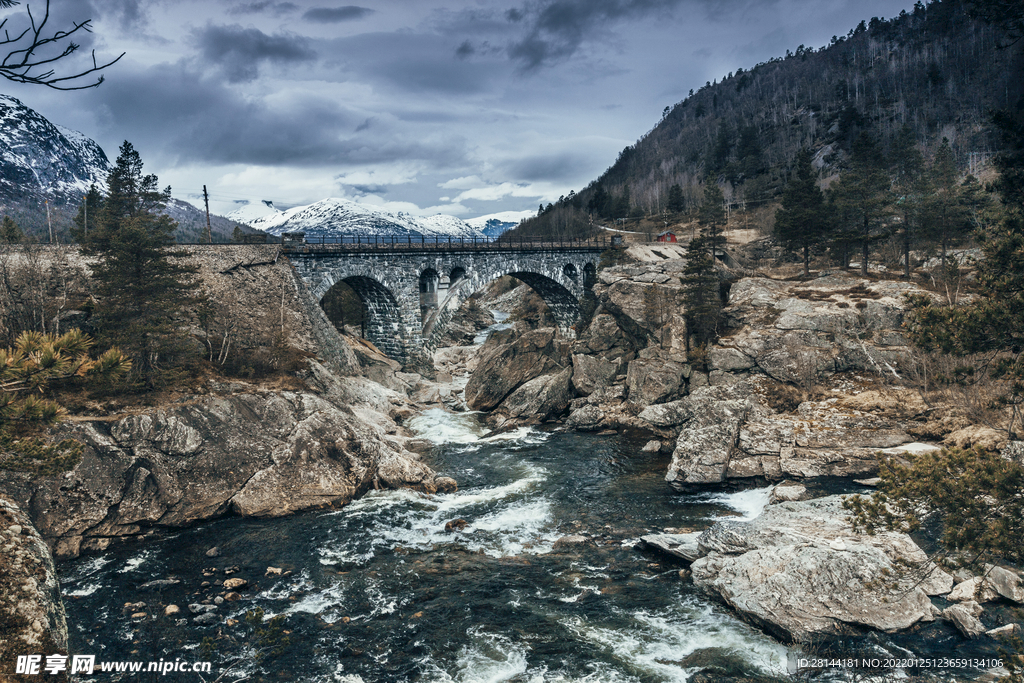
[0,95,109,207]
[233,197,486,239]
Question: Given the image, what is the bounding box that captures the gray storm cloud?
[192,24,317,82]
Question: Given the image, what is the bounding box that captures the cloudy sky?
[3,0,914,220]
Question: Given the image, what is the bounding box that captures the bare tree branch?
[0,0,123,90]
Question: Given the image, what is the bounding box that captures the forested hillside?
[514,0,1022,239]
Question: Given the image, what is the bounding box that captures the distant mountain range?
[227,198,519,241]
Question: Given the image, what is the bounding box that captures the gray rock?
[769,483,807,503]
[553,535,590,550]
[690,496,952,642]
[0,496,68,669]
[625,358,686,406]
[498,367,573,420]
[984,565,1024,603]
[465,327,570,411]
[709,346,755,372]
[571,354,619,396]
[665,387,754,486]
[987,623,1021,638]
[641,440,662,453]
[641,532,703,562]
[1002,441,1024,466]
[637,399,694,428]
[138,579,181,590]
[948,577,999,603]
[193,612,221,626]
[188,603,218,614]
[566,405,604,431]
[943,603,986,638]
[1,361,441,558]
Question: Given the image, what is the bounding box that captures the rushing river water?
[59,409,1005,682]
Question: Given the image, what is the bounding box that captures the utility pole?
[203,185,213,244]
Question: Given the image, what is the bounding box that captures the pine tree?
[921,138,969,271]
[830,132,892,275]
[775,148,829,276]
[681,233,721,366]
[666,184,685,213]
[697,181,726,258]
[78,141,203,388]
[889,127,925,277]
[0,215,23,243]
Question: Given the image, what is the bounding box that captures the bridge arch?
[320,274,407,360]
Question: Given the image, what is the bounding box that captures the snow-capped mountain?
[225,200,282,225]
[0,95,109,208]
[465,211,528,239]
[231,197,486,240]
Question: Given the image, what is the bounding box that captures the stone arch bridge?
[286,243,603,363]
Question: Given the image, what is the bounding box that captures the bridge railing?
[278,234,622,252]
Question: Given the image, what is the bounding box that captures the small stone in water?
[223,578,248,590]
[130,612,147,620]
[214,596,224,605]
[164,605,180,616]
[266,566,283,575]
[224,592,241,601]
[226,618,239,627]
[205,546,220,557]
[444,519,468,533]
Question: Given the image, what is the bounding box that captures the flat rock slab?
[690,495,952,643]
[641,532,703,562]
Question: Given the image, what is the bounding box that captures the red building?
[656,231,677,242]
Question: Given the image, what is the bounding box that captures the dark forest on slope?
[511,0,1023,240]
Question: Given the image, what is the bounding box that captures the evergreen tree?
[77,141,203,388]
[775,148,829,276]
[0,215,23,243]
[921,138,970,271]
[666,184,685,213]
[587,185,609,216]
[681,234,721,367]
[613,188,631,218]
[697,181,727,257]
[888,127,925,277]
[830,132,893,275]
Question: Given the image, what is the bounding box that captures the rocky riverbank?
[642,490,1024,648]
[0,360,453,560]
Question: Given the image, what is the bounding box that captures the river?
[58,409,804,682]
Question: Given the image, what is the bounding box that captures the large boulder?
[0,496,68,681]
[571,354,619,396]
[690,496,953,643]
[465,326,570,411]
[663,385,756,487]
[626,358,687,406]
[498,367,573,420]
